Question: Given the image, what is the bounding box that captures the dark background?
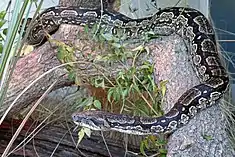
[210,0,235,81]
[210,0,235,100]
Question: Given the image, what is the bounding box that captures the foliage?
[0,10,7,54]
[57,42,77,81]
[140,135,167,157]
[57,24,169,156]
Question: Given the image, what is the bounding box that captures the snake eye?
[71,113,78,121]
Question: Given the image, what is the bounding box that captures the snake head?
[72,111,111,131]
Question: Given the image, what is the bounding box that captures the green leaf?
[111,42,122,48]
[159,148,167,154]
[91,23,98,34]
[140,141,147,156]
[107,88,114,102]
[156,138,167,146]
[77,127,91,147]
[94,77,105,88]
[123,51,133,58]
[160,153,167,157]
[0,43,3,54]
[57,47,65,61]
[0,34,3,41]
[79,97,94,108]
[140,64,150,70]
[68,70,75,81]
[83,127,91,137]
[144,138,150,149]
[149,135,156,141]
[0,20,6,28]
[131,45,144,52]
[121,88,129,98]
[94,55,103,61]
[133,84,140,93]
[202,134,213,141]
[0,11,6,19]
[93,99,101,109]
[144,46,150,55]
[83,25,89,34]
[77,128,85,145]
[145,31,159,40]
[3,28,7,35]
[114,87,121,101]
[160,80,168,97]
[101,33,113,41]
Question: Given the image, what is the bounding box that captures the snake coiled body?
[27,6,229,135]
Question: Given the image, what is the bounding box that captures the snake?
[26,6,229,135]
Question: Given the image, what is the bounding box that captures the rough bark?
[152,35,235,156]
[1,42,74,116]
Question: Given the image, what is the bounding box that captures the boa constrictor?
[26,6,229,135]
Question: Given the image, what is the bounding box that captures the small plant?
[140,135,167,157]
[57,23,168,156]
[57,42,77,81]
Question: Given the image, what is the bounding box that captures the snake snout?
[72,112,111,131]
